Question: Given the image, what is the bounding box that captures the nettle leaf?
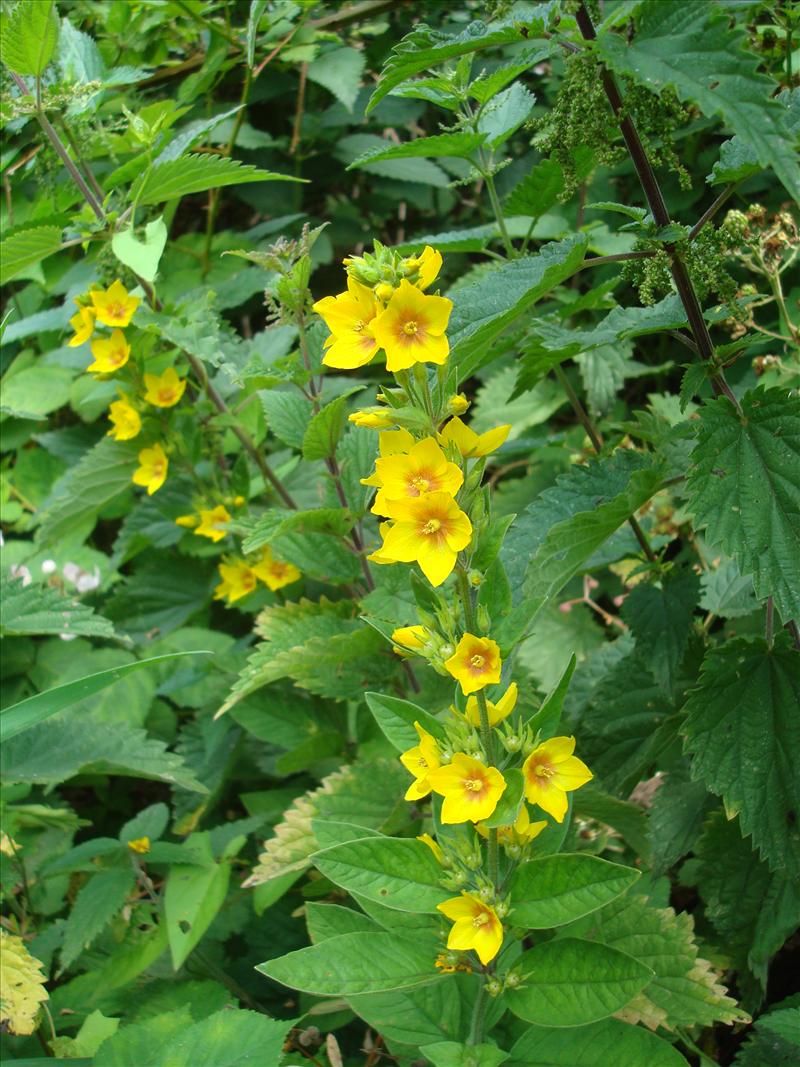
[130,154,299,206]
[260,389,308,449]
[60,868,135,973]
[597,1,800,201]
[334,134,451,186]
[506,1018,688,1067]
[0,225,64,285]
[647,764,713,877]
[0,573,114,642]
[505,146,595,218]
[507,938,653,1027]
[621,568,700,699]
[469,42,556,105]
[314,836,448,913]
[241,507,355,553]
[699,556,758,619]
[732,1000,800,1066]
[682,634,800,879]
[477,82,535,149]
[686,388,800,621]
[347,132,487,169]
[578,891,747,1030]
[302,395,349,460]
[509,854,640,928]
[307,46,365,113]
[708,89,800,186]
[0,0,58,75]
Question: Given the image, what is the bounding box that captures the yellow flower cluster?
[213,547,300,604]
[68,279,186,495]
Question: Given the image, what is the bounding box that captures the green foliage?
[508,853,640,928]
[130,155,298,206]
[0,226,63,285]
[0,0,59,75]
[314,836,449,913]
[506,1018,688,1067]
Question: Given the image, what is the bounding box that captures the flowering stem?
[467,978,489,1045]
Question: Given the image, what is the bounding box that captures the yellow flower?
[132,443,168,495]
[427,752,506,824]
[372,279,453,373]
[143,367,186,408]
[438,417,511,459]
[252,546,301,591]
[402,245,443,290]
[175,514,198,528]
[477,803,547,848]
[87,328,130,374]
[379,492,472,587]
[90,279,140,327]
[214,558,259,604]
[106,397,141,441]
[194,505,231,543]
[400,721,441,801]
[444,634,502,695]
[369,437,464,517]
[0,831,19,856]
[522,736,593,823]
[437,892,503,965]
[366,521,397,565]
[417,832,444,864]
[348,410,395,429]
[127,836,150,854]
[67,303,96,347]
[462,681,517,727]
[314,278,379,369]
[391,624,428,655]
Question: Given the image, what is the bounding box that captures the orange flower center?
[410,474,431,494]
[110,349,126,366]
[472,912,489,928]
[417,756,428,770]
[470,654,485,669]
[534,762,555,779]
[422,518,442,534]
[158,388,175,404]
[403,320,419,336]
[464,777,485,793]
[151,462,164,478]
[108,302,126,320]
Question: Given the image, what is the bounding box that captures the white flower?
[41,560,57,575]
[9,564,31,587]
[62,562,81,585]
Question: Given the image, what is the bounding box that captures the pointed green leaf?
[509,854,640,928]
[314,836,449,913]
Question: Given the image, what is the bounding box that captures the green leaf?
[347,131,486,169]
[0,364,73,419]
[241,507,355,553]
[621,569,699,698]
[334,133,451,186]
[92,1008,193,1067]
[647,764,712,876]
[313,837,448,913]
[683,634,800,879]
[597,1,800,202]
[130,154,299,206]
[733,1001,800,1066]
[0,225,63,285]
[111,217,168,283]
[506,1018,688,1067]
[699,556,758,619]
[60,868,135,973]
[1,651,210,742]
[526,653,576,739]
[505,147,594,218]
[686,388,800,622]
[421,1042,508,1067]
[302,394,349,461]
[258,931,442,994]
[0,574,114,646]
[449,234,588,382]
[0,0,58,75]
[165,835,232,969]
[51,1010,119,1060]
[477,83,535,150]
[306,902,380,942]
[307,45,365,112]
[363,691,446,752]
[507,938,653,1026]
[260,389,308,448]
[481,768,524,829]
[147,1008,294,1067]
[509,854,640,928]
[246,0,267,68]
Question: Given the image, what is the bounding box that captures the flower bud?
[486,978,503,997]
[375,282,395,302]
[502,734,522,754]
[447,393,470,416]
[467,568,482,588]
[505,971,521,989]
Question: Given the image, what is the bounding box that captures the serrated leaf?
[597,0,800,202]
[686,388,800,621]
[622,569,699,698]
[0,574,114,644]
[60,868,135,973]
[477,82,535,149]
[509,854,640,928]
[260,389,308,448]
[648,764,713,877]
[505,147,595,218]
[0,226,63,285]
[302,395,348,460]
[130,154,298,206]
[334,134,451,186]
[733,1001,800,1066]
[708,89,800,186]
[347,132,485,169]
[307,46,365,112]
[507,1018,688,1067]
[314,837,448,913]
[0,0,58,75]
[699,557,757,619]
[683,634,800,879]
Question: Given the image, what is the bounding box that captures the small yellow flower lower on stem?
[477,803,547,848]
[252,546,301,591]
[68,303,96,347]
[127,836,150,854]
[143,367,186,408]
[132,443,168,495]
[522,736,593,823]
[391,624,428,655]
[401,245,442,290]
[427,753,506,823]
[348,410,395,430]
[445,634,502,695]
[437,892,504,965]
[400,721,441,801]
[175,514,198,529]
[106,397,141,441]
[369,437,463,516]
[194,505,231,543]
[439,417,511,459]
[90,279,140,328]
[87,329,130,374]
[378,492,472,587]
[372,279,453,372]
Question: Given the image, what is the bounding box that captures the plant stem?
[688,182,739,242]
[581,250,657,268]
[765,596,774,647]
[467,978,489,1045]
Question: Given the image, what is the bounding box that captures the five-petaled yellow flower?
[400,721,441,801]
[439,417,511,459]
[378,491,472,587]
[314,278,379,369]
[127,836,150,854]
[445,634,502,695]
[106,397,141,441]
[90,279,140,328]
[522,736,593,823]
[214,558,259,604]
[87,329,130,374]
[402,245,443,291]
[427,752,506,824]
[68,303,96,347]
[372,280,453,373]
[367,436,463,517]
[477,804,547,848]
[437,892,503,965]
[143,367,186,408]
[462,681,517,727]
[252,546,301,591]
[194,505,231,543]
[132,443,168,495]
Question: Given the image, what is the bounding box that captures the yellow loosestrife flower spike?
[427,752,506,823]
[252,546,301,591]
[194,505,231,543]
[132,443,168,495]
[437,892,503,965]
[0,930,49,1036]
[90,279,140,327]
[445,634,502,695]
[67,303,96,347]
[522,736,593,823]
[379,491,472,587]
[370,437,463,516]
[143,367,187,408]
[463,681,517,726]
[314,278,379,369]
[106,397,141,441]
[87,328,130,374]
[477,803,547,847]
[417,832,444,864]
[372,279,453,372]
[438,417,511,459]
[400,721,441,801]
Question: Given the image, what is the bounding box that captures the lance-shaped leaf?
[347,132,487,169]
[313,837,449,913]
[364,691,446,751]
[509,854,640,928]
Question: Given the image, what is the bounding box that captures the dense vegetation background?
[1,1,798,1065]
